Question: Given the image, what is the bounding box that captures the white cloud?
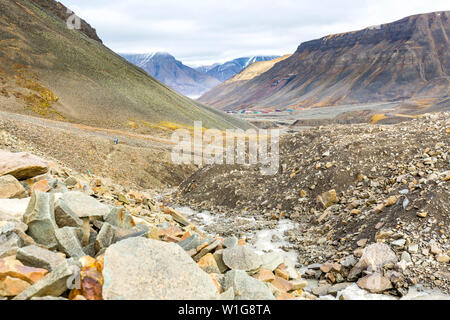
[63,0,449,66]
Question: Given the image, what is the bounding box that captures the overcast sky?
[63,0,449,67]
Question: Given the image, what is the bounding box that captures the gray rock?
[59,192,110,218]
[327,282,353,296]
[13,260,75,300]
[223,270,275,300]
[213,250,229,273]
[95,222,115,252]
[312,284,332,296]
[219,288,235,300]
[222,246,262,271]
[54,198,83,228]
[348,243,398,280]
[54,227,86,259]
[0,224,23,258]
[223,236,238,249]
[22,191,58,249]
[104,207,135,229]
[260,252,284,271]
[178,233,203,251]
[16,245,64,271]
[102,238,219,300]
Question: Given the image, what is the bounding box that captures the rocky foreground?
[0,112,449,300]
[176,112,450,297]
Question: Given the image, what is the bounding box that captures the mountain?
[199,12,450,111]
[197,56,281,82]
[121,53,222,98]
[0,0,251,131]
[199,55,291,104]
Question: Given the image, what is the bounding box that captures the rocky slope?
[199,12,450,111]
[197,56,280,82]
[0,0,250,131]
[176,112,450,295]
[121,53,222,97]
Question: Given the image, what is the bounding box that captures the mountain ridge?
[120,52,221,97]
[199,11,450,111]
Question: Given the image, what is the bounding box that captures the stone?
[317,189,338,209]
[0,175,27,199]
[417,212,428,218]
[194,239,221,261]
[254,269,275,282]
[300,190,307,198]
[102,238,218,300]
[430,245,442,255]
[357,239,368,247]
[274,268,290,280]
[327,282,352,296]
[0,198,30,222]
[64,177,78,187]
[385,196,399,207]
[349,243,397,280]
[350,209,361,215]
[104,207,135,229]
[222,246,263,272]
[357,273,393,293]
[31,179,50,193]
[0,150,48,180]
[59,192,110,218]
[219,288,235,300]
[0,275,30,297]
[373,204,384,214]
[95,222,115,253]
[54,198,83,228]
[223,236,238,249]
[260,252,284,271]
[337,283,397,300]
[391,239,406,247]
[213,250,229,274]
[276,292,295,300]
[0,257,48,284]
[197,253,221,274]
[320,263,341,273]
[408,244,419,254]
[13,260,76,300]
[177,233,203,251]
[436,254,449,263]
[16,245,65,272]
[23,191,58,249]
[223,270,275,300]
[54,227,86,259]
[163,207,191,227]
[271,276,294,292]
[312,284,331,296]
[290,279,308,290]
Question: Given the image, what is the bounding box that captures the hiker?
[114,137,118,145]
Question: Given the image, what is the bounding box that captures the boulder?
[23,191,58,249]
[0,257,48,285]
[222,246,262,272]
[317,189,338,209]
[0,276,31,297]
[260,252,284,271]
[54,227,86,259]
[0,222,35,258]
[223,270,275,300]
[16,245,65,272]
[102,238,219,300]
[54,198,83,228]
[104,207,135,229]
[59,192,110,218]
[0,175,27,199]
[356,273,393,293]
[0,150,48,180]
[348,243,398,280]
[13,260,76,300]
[95,222,115,253]
[223,236,238,249]
[0,198,30,222]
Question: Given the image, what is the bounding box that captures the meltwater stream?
[175,206,300,269]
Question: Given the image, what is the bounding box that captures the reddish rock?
[0,150,48,180]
